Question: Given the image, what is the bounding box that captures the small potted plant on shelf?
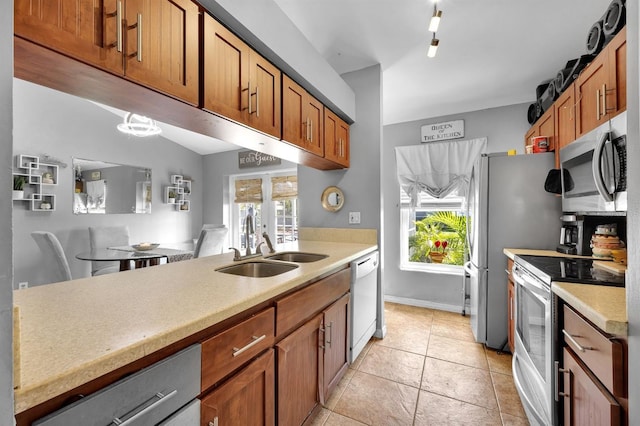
[429,240,448,263]
[13,176,26,200]
[168,190,176,204]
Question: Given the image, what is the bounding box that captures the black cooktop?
[515,255,625,287]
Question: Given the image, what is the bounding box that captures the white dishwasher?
[350,251,379,363]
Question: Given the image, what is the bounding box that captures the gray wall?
[13,80,204,287]
[1,1,13,422]
[298,65,382,232]
[202,149,297,227]
[382,103,531,309]
[626,2,640,423]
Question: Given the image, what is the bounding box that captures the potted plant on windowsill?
[13,176,27,200]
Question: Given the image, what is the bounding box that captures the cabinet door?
[124,0,200,105]
[606,28,626,118]
[201,349,275,426]
[575,53,609,137]
[249,54,281,138]
[555,83,576,153]
[537,108,555,152]
[203,15,250,123]
[276,313,323,426]
[14,0,122,74]
[282,75,324,156]
[324,108,350,168]
[563,348,621,426]
[322,293,350,401]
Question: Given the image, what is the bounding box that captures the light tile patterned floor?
[305,302,529,426]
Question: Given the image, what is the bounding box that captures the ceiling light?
[117,113,162,137]
[429,8,442,32]
[428,37,439,58]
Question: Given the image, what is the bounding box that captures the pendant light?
[428,36,440,58]
[427,1,443,58]
[117,113,162,137]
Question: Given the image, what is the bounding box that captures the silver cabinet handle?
[255,86,259,117]
[596,88,601,120]
[326,321,333,348]
[601,84,607,116]
[554,361,570,401]
[111,389,177,425]
[562,329,592,352]
[247,79,252,114]
[232,334,266,357]
[305,118,310,141]
[116,1,123,52]
[309,118,313,142]
[136,13,142,62]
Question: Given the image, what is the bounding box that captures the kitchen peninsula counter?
[503,248,627,336]
[13,232,377,415]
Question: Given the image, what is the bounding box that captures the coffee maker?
[558,214,584,255]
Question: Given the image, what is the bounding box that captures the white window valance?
[395,137,487,206]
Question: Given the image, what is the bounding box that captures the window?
[230,172,298,250]
[400,191,466,274]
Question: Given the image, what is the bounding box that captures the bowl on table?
[131,243,160,251]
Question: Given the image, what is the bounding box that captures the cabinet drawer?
[563,305,625,397]
[276,268,350,337]
[201,307,275,391]
[34,344,201,426]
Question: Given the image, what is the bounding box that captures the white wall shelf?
[165,174,191,212]
[12,154,58,211]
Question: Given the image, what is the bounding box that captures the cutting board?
[593,260,627,275]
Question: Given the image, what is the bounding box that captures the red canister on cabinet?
[531,136,549,153]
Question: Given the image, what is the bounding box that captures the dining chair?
[193,227,229,258]
[88,226,130,276]
[31,231,73,284]
[193,224,226,246]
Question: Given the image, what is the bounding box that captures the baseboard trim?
[384,295,467,315]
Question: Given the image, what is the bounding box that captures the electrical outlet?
[18,282,28,289]
[349,211,361,224]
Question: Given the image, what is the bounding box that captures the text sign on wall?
[421,120,465,143]
[238,150,281,169]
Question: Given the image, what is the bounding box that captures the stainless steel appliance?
[512,255,624,426]
[350,251,379,363]
[465,152,561,349]
[560,112,627,213]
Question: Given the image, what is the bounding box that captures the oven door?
[512,264,553,425]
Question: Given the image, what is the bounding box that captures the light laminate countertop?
[503,248,627,337]
[13,235,377,414]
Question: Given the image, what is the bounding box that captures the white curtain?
[395,137,487,206]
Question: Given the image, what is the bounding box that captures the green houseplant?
[408,211,467,265]
[13,175,27,200]
[167,190,176,204]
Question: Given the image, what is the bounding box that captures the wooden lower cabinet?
[200,349,276,426]
[276,313,323,426]
[322,293,350,399]
[562,348,621,426]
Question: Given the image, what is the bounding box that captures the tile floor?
[305,302,529,426]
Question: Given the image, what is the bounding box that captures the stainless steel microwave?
[560,112,627,213]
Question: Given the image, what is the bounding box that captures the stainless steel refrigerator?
[465,152,561,349]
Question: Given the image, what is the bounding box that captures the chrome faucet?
[229,242,264,261]
[262,232,276,253]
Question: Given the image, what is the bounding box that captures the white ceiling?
[273,0,615,125]
[103,0,616,154]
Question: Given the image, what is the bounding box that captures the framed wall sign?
[421,119,464,142]
[238,150,281,169]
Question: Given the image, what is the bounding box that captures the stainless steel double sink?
[216,251,328,277]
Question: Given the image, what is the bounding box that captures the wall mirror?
[321,186,344,212]
[73,158,152,214]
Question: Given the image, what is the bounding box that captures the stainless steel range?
[511,255,624,426]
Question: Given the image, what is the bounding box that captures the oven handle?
[512,264,550,301]
[592,131,615,202]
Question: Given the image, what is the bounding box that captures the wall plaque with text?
[421,120,464,142]
[238,150,281,169]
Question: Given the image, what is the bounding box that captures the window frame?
[399,191,466,276]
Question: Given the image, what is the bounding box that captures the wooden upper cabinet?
[554,82,576,167]
[524,106,554,153]
[324,108,350,168]
[203,14,281,138]
[15,0,122,74]
[123,0,200,105]
[14,0,200,105]
[283,74,324,156]
[575,27,626,138]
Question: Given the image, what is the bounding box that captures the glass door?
[230,171,298,251]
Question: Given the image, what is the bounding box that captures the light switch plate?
[349,212,361,224]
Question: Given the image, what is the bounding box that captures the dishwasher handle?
[352,252,379,279]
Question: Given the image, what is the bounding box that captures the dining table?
[75,245,194,272]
